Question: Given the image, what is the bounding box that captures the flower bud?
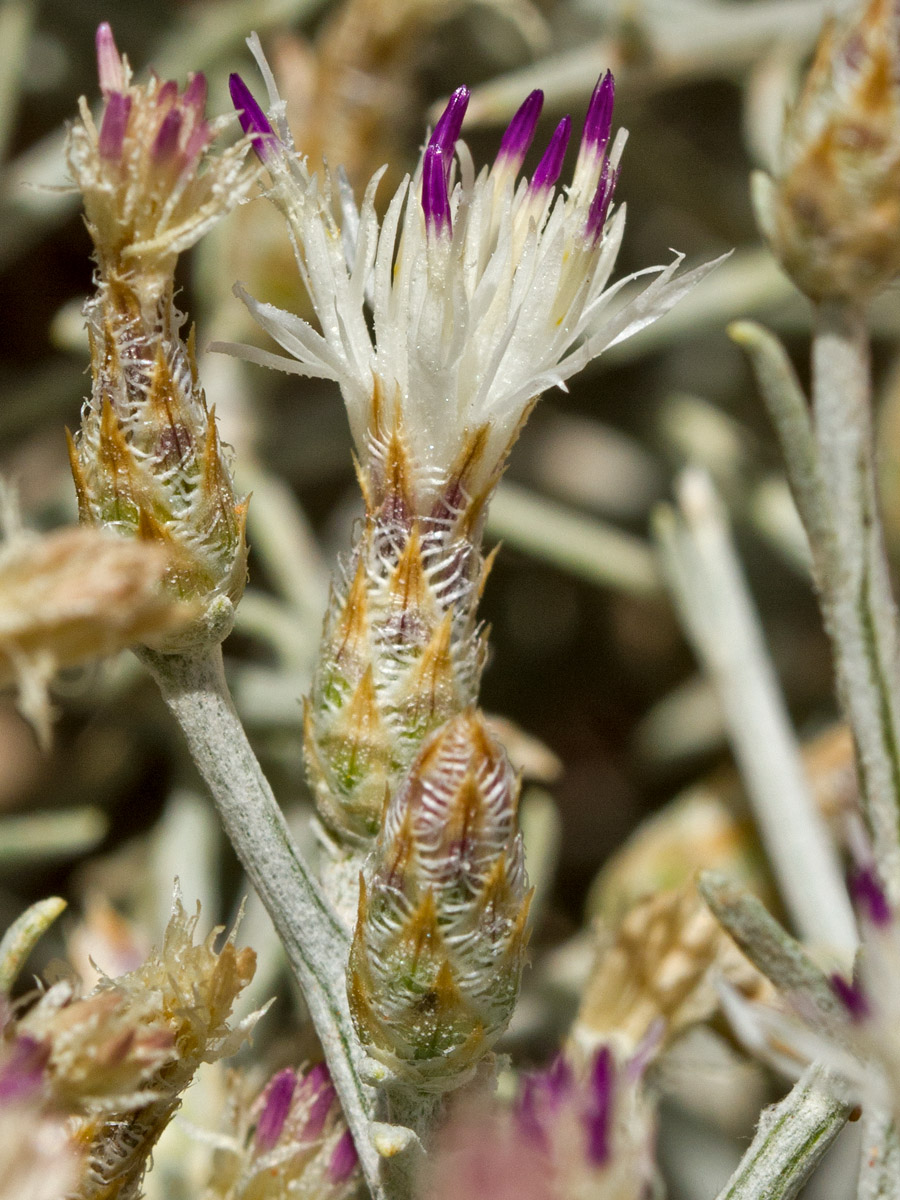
[755,0,900,301]
[347,710,530,1089]
[66,26,252,650]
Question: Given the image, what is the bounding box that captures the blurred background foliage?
[0,1,886,1192]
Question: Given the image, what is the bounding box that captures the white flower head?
[223,38,721,516]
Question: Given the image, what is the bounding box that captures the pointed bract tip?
[430,86,470,159]
[582,70,615,152]
[531,115,571,192]
[95,22,125,96]
[423,143,452,236]
[328,1129,359,1184]
[228,72,277,161]
[255,1068,297,1150]
[496,89,544,169]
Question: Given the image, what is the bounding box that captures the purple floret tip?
[585,158,619,241]
[255,1069,297,1151]
[430,86,469,162]
[328,1129,359,1184]
[96,22,124,96]
[300,1065,337,1141]
[830,972,870,1022]
[0,1035,50,1103]
[584,1046,614,1166]
[153,109,182,161]
[531,116,571,192]
[184,72,208,114]
[98,92,131,160]
[851,864,892,927]
[581,70,615,153]
[228,72,277,161]
[544,1054,573,1105]
[423,143,452,236]
[496,89,544,168]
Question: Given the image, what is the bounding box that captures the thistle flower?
[67,25,254,650]
[347,710,529,1088]
[200,1062,359,1200]
[753,0,900,301]
[14,894,259,1200]
[422,1045,658,1200]
[226,50,717,842]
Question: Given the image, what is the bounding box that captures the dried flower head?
[67,26,251,649]
[0,513,196,742]
[575,883,767,1054]
[14,894,259,1200]
[348,710,530,1088]
[754,0,900,301]
[423,1045,658,1200]
[200,1062,360,1200]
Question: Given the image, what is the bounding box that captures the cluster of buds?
[347,710,529,1088]
[201,1062,359,1200]
[226,56,712,844]
[423,1045,658,1200]
[7,895,258,1199]
[66,25,254,651]
[753,0,900,302]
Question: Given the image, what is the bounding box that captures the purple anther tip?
[153,108,182,161]
[585,158,619,242]
[581,70,615,153]
[328,1130,359,1185]
[228,73,276,161]
[530,115,571,192]
[430,86,470,160]
[830,972,870,1022]
[96,23,125,96]
[584,1046,614,1167]
[851,864,892,927]
[98,92,131,160]
[184,72,208,115]
[422,143,452,236]
[496,89,544,169]
[255,1069,297,1151]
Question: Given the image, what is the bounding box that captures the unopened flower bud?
[66,26,253,649]
[348,710,530,1089]
[755,0,900,301]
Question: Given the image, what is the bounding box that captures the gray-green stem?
[812,300,900,899]
[715,1067,850,1200]
[139,644,384,1197]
